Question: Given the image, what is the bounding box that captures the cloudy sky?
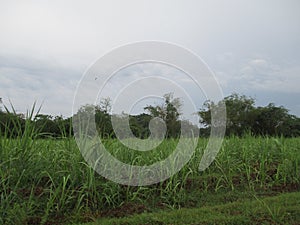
[0,0,299,120]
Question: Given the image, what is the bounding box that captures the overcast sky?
[0,0,299,120]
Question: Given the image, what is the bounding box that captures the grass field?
[84,192,300,225]
[0,118,299,224]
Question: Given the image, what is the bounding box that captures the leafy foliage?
[1,93,299,138]
[198,93,300,137]
[144,93,181,138]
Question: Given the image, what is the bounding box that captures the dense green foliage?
[0,95,299,224]
[0,113,299,224]
[199,93,300,137]
[0,109,72,139]
[1,93,299,139]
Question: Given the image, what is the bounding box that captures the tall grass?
[0,107,299,224]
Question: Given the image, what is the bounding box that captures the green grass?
[0,112,299,224]
[84,192,300,225]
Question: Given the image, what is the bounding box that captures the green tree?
[74,99,114,138]
[0,111,25,137]
[129,113,152,139]
[199,93,255,136]
[198,93,300,137]
[252,103,299,136]
[144,93,181,138]
[96,98,114,138]
[34,114,60,137]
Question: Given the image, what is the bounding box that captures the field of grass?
[0,118,299,224]
[85,192,300,225]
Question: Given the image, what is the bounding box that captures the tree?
[34,114,59,137]
[199,93,255,136]
[284,115,300,137]
[144,93,181,138]
[252,103,299,136]
[129,113,152,139]
[96,98,114,138]
[198,93,300,137]
[74,99,114,138]
[0,110,25,137]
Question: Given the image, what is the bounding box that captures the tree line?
[199,93,300,137]
[0,93,299,138]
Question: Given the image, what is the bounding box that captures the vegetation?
[1,93,299,139]
[0,94,299,224]
[199,93,300,137]
[84,192,300,225]
[0,122,299,224]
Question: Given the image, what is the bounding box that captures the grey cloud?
[0,54,81,116]
[0,0,300,117]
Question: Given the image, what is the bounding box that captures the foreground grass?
[83,192,300,225]
[0,116,299,225]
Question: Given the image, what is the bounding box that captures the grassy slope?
[83,192,300,225]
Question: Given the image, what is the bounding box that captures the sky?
[0,0,300,121]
